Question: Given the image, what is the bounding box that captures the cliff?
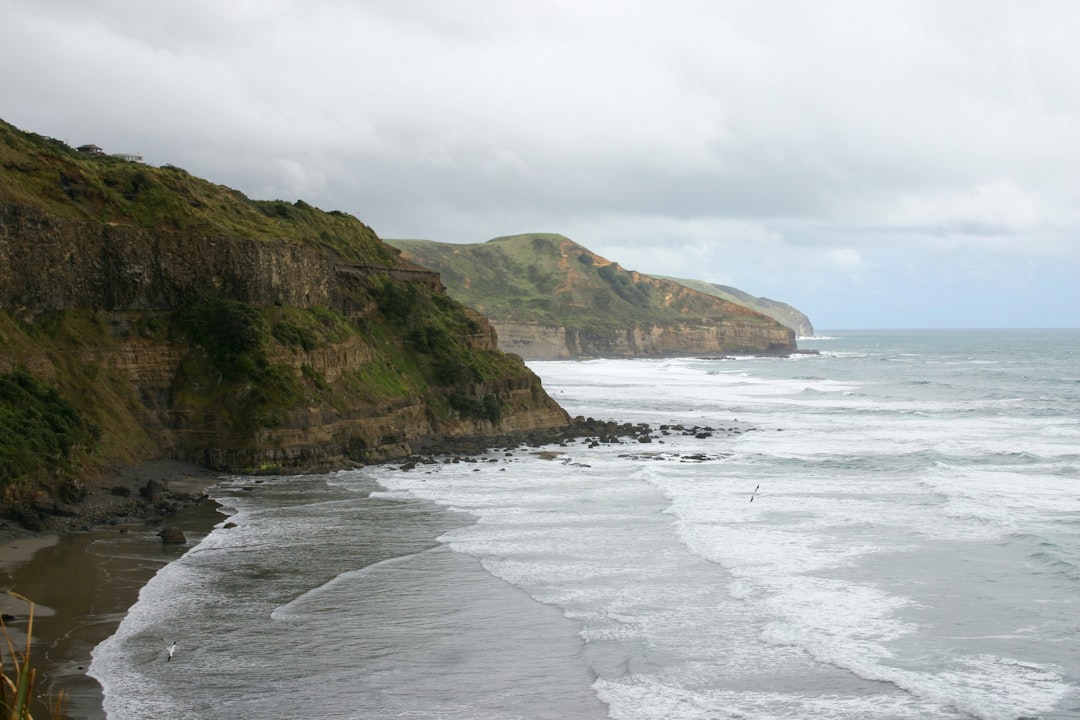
[387,235,798,360]
[0,119,569,511]
[650,275,814,337]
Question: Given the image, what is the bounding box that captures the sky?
[3,1,1079,329]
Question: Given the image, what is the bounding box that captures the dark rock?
[46,502,79,517]
[157,526,186,544]
[140,479,167,502]
[16,509,45,532]
[111,485,132,497]
[59,479,87,503]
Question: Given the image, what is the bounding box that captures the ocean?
[88,329,1080,719]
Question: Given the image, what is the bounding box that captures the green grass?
[1,592,66,719]
[649,274,812,335]
[388,234,776,330]
[0,117,555,479]
[0,370,97,495]
[0,119,397,266]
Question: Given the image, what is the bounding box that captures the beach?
[0,426,620,720]
[0,462,224,720]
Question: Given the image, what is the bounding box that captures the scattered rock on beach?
[140,479,167,503]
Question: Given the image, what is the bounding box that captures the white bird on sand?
[749,484,760,503]
[166,641,177,661]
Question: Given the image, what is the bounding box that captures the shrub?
[178,297,264,372]
[0,371,92,491]
[372,278,420,323]
[433,355,482,386]
[272,320,316,351]
[448,392,501,422]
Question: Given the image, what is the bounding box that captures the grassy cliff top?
[0,118,567,499]
[0,119,397,266]
[388,234,777,330]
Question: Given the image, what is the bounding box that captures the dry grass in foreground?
[0,592,65,720]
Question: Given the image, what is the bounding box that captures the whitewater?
[90,329,1080,719]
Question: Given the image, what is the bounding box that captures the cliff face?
[388,235,799,359]
[1,203,341,314]
[494,320,796,360]
[0,119,569,490]
[650,275,814,338]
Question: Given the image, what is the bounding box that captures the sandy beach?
[0,463,225,720]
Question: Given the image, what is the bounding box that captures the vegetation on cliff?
[393,234,741,329]
[388,234,798,357]
[650,275,814,337]
[0,120,395,266]
[0,370,97,496]
[0,118,568,515]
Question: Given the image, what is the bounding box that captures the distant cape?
[388,234,810,360]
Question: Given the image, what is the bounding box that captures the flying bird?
[166,641,177,661]
[749,484,760,503]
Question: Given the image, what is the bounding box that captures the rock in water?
[158,526,187,544]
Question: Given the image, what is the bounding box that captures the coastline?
[0,462,225,720]
[0,418,667,719]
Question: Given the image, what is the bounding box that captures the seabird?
[749,484,760,503]
[166,641,177,661]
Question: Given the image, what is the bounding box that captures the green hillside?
[651,276,813,337]
[0,120,397,266]
[0,119,567,511]
[388,234,777,331]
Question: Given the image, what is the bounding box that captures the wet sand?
[0,486,225,720]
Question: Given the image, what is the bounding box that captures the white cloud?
[2,0,1079,327]
[886,181,1045,236]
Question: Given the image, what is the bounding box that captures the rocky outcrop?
[0,203,437,320]
[0,118,572,484]
[494,320,796,360]
[0,211,574,470]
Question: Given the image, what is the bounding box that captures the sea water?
[89,329,1080,719]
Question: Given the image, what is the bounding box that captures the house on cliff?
[76,143,142,162]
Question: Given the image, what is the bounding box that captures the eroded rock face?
[0,202,571,473]
[0,204,437,319]
[386,235,802,360]
[492,320,796,360]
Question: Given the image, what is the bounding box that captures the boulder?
[158,526,187,544]
[140,479,167,503]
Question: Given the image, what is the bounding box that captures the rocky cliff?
[650,275,814,338]
[388,235,798,359]
[493,319,795,360]
[0,119,569,504]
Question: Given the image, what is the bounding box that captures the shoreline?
[0,462,226,720]
[0,417,700,719]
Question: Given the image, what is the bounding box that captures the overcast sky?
[4,1,1078,329]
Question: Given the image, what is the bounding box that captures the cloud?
[1,0,1078,327]
[884,181,1045,236]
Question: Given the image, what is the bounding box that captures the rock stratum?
[0,118,569,517]
[388,235,801,359]
[649,276,814,338]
